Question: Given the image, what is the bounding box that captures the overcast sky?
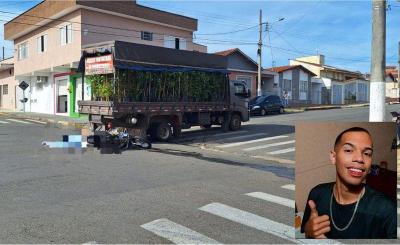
[0,0,399,73]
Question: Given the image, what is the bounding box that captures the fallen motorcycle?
[87,128,151,154]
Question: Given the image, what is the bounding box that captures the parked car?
[249,95,284,116]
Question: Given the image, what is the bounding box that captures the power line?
[0,9,258,40]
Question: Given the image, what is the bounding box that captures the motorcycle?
[87,127,152,153]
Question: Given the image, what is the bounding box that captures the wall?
[295,122,397,212]
[228,72,256,97]
[0,68,17,109]
[14,10,82,76]
[226,52,257,72]
[27,76,54,114]
[81,9,196,51]
[290,60,323,78]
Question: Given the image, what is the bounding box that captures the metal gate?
[332,84,343,104]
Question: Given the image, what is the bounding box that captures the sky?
[0,0,399,73]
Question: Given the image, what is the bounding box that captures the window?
[175,38,180,49]
[37,34,48,53]
[18,42,28,60]
[283,79,292,91]
[2,84,8,95]
[236,75,252,91]
[60,24,72,45]
[141,31,153,41]
[300,81,308,92]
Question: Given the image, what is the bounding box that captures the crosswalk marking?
[199,202,297,243]
[141,218,220,244]
[209,130,249,137]
[215,133,267,143]
[397,184,400,189]
[245,192,294,208]
[243,140,295,152]
[216,135,288,148]
[0,120,9,124]
[397,208,399,214]
[398,194,400,200]
[281,184,295,191]
[5,118,32,124]
[267,147,295,155]
[24,119,47,125]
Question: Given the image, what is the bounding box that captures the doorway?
[56,77,69,114]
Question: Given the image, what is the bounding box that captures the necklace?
[330,185,365,231]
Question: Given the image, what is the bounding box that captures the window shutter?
[37,37,41,53]
[60,27,66,45]
[67,24,72,43]
[180,38,187,50]
[43,35,48,52]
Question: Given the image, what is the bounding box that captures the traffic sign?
[18,81,29,91]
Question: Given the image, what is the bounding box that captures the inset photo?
[295,122,397,239]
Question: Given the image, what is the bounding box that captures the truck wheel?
[156,122,173,141]
[229,114,241,131]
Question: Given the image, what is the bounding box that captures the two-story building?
[290,55,365,104]
[0,57,16,110]
[385,66,399,103]
[4,0,206,116]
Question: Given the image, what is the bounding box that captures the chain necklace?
[330,185,365,231]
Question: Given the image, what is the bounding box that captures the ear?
[329,150,336,165]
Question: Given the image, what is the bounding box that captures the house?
[0,57,17,110]
[385,66,399,103]
[332,78,369,105]
[290,55,365,104]
[4,0,205,116]
[214,48,278,98]
[266,65,316,105]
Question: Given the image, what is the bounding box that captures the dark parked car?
[249,95,284,116]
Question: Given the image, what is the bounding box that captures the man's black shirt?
[300,182,397,239]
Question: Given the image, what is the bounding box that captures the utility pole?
[257,9,262,97]
[2,46,4,60]
[369,0,386,122]
[397,41,400,102]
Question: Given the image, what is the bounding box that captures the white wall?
[25,75,54,114]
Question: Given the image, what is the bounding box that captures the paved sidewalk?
[0,109,89,130]
[284,103,369,113]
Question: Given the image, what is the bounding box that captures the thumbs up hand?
[304,200,331,239]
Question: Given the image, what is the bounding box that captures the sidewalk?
[284,103,370,113]
[0,109,89,130]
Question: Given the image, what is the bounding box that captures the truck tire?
[155,122,173,142]
[229,114,241,131]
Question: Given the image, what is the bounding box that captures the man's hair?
[334,127,372,148]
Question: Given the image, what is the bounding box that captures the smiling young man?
[300,127,397,239]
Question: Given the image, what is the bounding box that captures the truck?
[78,41,250,143]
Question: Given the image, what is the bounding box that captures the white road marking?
[397,184,400,189]
[199,202,297,243]
[243,140,295,151]
[215,133,267,143]
[398,194,400,200]
[216,135,288,148]
[209,130,249,137]
[267,147,295,155]
[281,184,295,191]
[398,227,400,239]
[6,118,32,124]
[141,218,220,244]
[397,208,399,214]
[0,120,9,124]
[24,119,47,125]
[246,192,294,208]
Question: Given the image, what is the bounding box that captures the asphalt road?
[0,106,399,243]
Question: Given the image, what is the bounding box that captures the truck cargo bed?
[78,101,231,117]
